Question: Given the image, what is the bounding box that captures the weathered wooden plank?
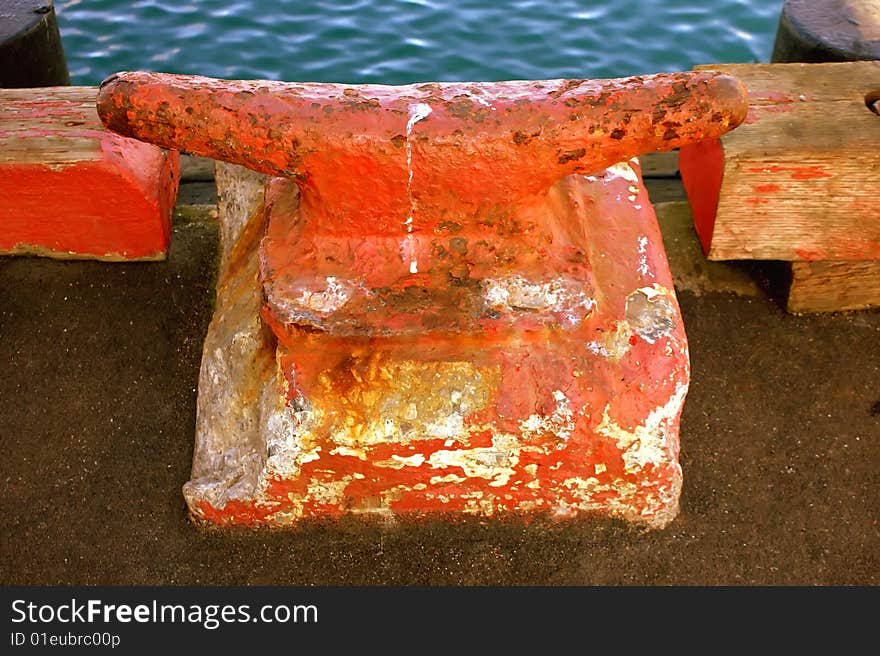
[0,86,179,260]
[789,260,880,313]
[679,61,880,262]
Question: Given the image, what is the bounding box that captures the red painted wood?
[0,87,179,260]
[679,137,724,255]
[677,62,880,263]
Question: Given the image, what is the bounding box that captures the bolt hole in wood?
[867,90,880,115]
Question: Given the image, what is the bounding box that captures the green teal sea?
[57,0,781,85]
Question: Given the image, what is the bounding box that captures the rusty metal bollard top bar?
[96,71,747,234]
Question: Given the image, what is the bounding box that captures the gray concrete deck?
[1,169,877,585]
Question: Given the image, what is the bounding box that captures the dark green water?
[57,0,781,85]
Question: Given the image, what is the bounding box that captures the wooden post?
[680,62,880,262]
[0,0,70,88]
[772,0,880,63]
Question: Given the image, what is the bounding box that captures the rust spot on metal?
[557,147,586,164]
[547,79,586,99]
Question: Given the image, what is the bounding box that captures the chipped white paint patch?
[552,477,605,516]
[596,382,688,473]
[305,477,350,506]
[472,94,496,110]
[554,476,648,520]
[295,276,354,315]
[604,161,640,183]
[263,402,304,473]
[424,412,466,440]
[430,473,467,485]
[519,389,576,443]
[586,320,634,361]
[637,284,664,300]
[401,234,419,274]
[584,161,640,185]
[428,433,520,487]
[483,275,595,325]
[407,102,433,135]
[626,284,676,344]
[374,453,426,469]
[268,277,367,325]
[260,371,322,488]
[562,476,601,492]
[329,445,367,459]
[636,235,654,278]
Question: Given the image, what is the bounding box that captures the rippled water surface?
[57,0,780,84]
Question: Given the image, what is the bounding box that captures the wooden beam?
[789,260,880,313]
[679,61,880,262]
[0,86,179,260]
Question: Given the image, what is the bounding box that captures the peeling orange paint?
[188,169,693,529]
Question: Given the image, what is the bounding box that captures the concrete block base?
[184,161,689,529]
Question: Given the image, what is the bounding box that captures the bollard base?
[184,161,689,529]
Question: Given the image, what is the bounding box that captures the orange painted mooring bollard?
[98,71,747,528]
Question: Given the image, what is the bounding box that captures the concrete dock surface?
[1,186,877,586]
